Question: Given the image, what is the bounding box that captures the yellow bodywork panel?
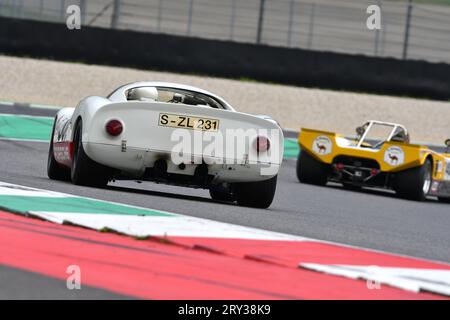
[298,128,448,181]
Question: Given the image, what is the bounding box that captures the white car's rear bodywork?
[50,82,283,191]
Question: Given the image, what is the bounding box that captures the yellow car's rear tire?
[296,151,329,186]
[395,159,432,201]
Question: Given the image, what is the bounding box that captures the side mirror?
[356,126,365,136]
[445,139,450,147]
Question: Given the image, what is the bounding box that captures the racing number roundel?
[312,136,332,156]
[384,146,405,166]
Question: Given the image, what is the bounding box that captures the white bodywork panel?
[52,82,283,184]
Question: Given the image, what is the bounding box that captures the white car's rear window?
[126,86,227,109]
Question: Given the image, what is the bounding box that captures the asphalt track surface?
[0,104,449,299]
[0,104,449,265]
[0,265,129,299]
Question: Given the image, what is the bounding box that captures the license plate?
[158,113,220,132]
[355,170,363,177]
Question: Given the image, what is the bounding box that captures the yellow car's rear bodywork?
[297,126,450,200]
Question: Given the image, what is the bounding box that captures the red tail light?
[105,119,123,136]
[254,136,270,152]
[370,168,379,176]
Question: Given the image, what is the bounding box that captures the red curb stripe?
[0,212,446,299]
[169,237,450,270]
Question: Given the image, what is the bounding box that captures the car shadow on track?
[105,184,238,207]
[284,174,441,204]
[106,184,290,212]
[325,183,441,204]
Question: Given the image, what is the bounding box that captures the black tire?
[438,197,450,204]
[395,159,432,201]
[209,187,234,202]
[47,117,70,181]
[71,120,111,187]
[235,175,277,209]
[296,151,329,185]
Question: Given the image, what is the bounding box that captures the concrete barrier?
[1,17,449,101]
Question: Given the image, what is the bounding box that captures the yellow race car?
[297,120,450,202]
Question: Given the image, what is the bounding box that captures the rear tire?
[395,159,432,201]
[71,120,111,187]
[296,151,329,185]
[235,175,277,209]
[47,117,70,181]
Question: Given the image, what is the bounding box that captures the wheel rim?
[422,161,432,194]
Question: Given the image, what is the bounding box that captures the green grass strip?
[284,138,300,159]
[0,114,53,141]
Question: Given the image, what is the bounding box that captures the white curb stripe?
[300,263,450,297]
[0,182,67,197]
[0,181,305,241]
[32,212,306,241]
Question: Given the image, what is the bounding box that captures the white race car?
[48,82,283,208]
